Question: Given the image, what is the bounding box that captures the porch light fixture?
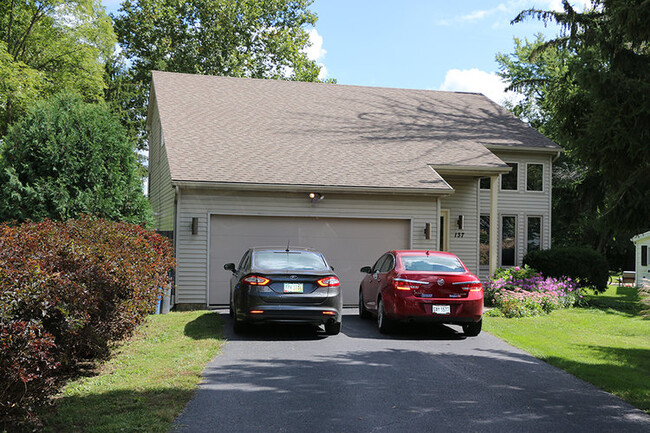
[309,192,324,203]
[457,215,464,230]
[424,222,432,239]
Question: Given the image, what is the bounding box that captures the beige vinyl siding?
[147,103,175,231]
[440,177,480,275]
[175,188,440,304]
[479,151,553,278]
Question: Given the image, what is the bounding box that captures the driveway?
[173,308,650,432]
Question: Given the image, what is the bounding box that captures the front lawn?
[43,311,224,432]
[484,285,650,414]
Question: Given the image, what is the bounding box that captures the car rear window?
[400,255,465,272]
[253,251,329,271]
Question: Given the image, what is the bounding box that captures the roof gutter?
[484,144,562,155]
[170,180,455,196]
[429,165,512,177]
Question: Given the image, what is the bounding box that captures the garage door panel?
[209,215,410,305]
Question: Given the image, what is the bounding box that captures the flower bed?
[485,266,582,318]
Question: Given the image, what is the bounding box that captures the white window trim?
[500,162,519,192]
[525,162,545,193]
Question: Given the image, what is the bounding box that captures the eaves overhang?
[485,144,562,155]
[428,165,512,177]
[170,180,455,196]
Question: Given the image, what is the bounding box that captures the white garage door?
[209,215,410,305]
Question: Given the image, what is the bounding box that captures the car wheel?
[462,319,482,337]
[377,299,393,334]
[359,290,371,319]
[324,321,341,335]
[233,310,248,334]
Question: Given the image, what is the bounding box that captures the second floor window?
[501,163,518,190]
[527,164,543,191]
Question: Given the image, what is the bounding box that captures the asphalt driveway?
[173,308,650,432]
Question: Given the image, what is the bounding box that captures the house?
[147,71,561,308]
[632,231,650,287]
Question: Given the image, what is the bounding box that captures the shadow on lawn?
[43,388,194,433]
[584,286,642,316]
[184,312,223,340]
[544,346,650,414]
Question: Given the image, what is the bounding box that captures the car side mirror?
[360,266,372,274]
[224,263,236,273]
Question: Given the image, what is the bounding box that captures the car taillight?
[469,282,483,292]
[456,280,483,291]
[392,278,421,291]
[242,275,270,286]
[317,276,340,287]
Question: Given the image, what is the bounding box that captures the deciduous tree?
[0,0,116,134]
[112,0,324,149]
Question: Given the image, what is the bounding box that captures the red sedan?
[359,250,483,336]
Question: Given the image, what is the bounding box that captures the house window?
[480,177,490,189]
[480,215,490,265]
[643,246,648,267]
[527,217,541,253]
[527,163,543,191]
[501,163,518,190]
[501,216,516,266]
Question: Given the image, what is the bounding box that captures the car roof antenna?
[286,240,290,252]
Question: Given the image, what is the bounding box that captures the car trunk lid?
[396,273,481,298]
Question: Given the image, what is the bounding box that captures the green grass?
[43,311,224,433]
[484,285,650,413]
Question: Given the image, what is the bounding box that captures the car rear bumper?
[385,292,483,324]
[241,304,341,325]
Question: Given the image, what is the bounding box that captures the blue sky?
[101,0,590,105]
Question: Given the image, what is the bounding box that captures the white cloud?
[438,68,522,106]
[304,28,326,61]
[302,28,328,80]
[540,0,592,12]
[459,3,509,22]
[435,0,592,26]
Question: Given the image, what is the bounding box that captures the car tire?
[462,319,482,337]
[324,321,341,335]
[377,299,393,334]
[229,302,234,318]
[359,290,371,319]
[233,311,248,334]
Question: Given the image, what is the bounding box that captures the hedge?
[0,217,175,430]
[523,246,609,292]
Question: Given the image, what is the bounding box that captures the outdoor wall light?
[457,215,464,230]
[309,192,325,203]
[191,217,198,235]
[424,222,432,239]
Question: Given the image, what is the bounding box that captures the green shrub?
[0,217,175,428]
[523,247,609,292]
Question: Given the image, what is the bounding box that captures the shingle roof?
[151,71,560,192]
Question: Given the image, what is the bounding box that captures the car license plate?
[284,283,303,293]
[432,304,450,315]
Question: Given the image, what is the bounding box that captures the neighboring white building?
[147,71,561,308]
[632,230,650,287]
